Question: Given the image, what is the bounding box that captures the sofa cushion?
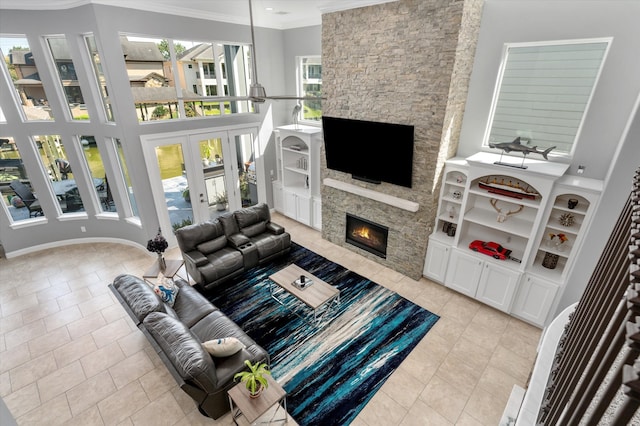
[251,232,292,260]
[203,337,245,357]
[172,281,218,328]
[175,220,224,253]
[144,312,218,392]
[199,247,244,283]
[196,235,228,255]
[112,274,165,323]
[241,221,266,237]
[219,213,239,236]
[234,203,270,230]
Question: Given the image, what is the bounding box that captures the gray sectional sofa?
[175,203,291,290]
[109,274,269,419]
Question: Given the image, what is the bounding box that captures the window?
[484,39,610,156]
[0,35,54,121]
[119,35,255,121]
[114,138,138,217]
[45,36,91,121]
[78,135,116,213]
[84,35,113,121]
[297,56,322,122]
[1,136,43,222]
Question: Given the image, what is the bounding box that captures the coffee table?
[269,264,340,323]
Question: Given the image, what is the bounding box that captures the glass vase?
[157,253,166,272]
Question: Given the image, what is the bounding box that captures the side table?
[228,374,288,425]
[143,258,185,285]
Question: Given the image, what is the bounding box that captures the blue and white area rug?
[204,243,439,425]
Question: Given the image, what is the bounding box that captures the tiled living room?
[0,212,541,425]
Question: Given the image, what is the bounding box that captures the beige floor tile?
[0,311,24,334]
[460,321,503,352]
[97,380,150,425]
[37,360,86,402]
[488,345,533,384]
[419,374,468,423]
[448,336,492,373]
[434,355,481,396]
[382,366,426,409]
[3,382,41,419]
[0,342,31,374]
[108,349,155,389]
[27,322,71,355]
[130,390,185,425]
[63,405,105,426]
[477,365,525,401]
[455,411,485,426]
[92,318,136,349]
[53,333,98,366]
[464,383,510,426]
[117,329,150,357]
[66,310,107,339]
[80,340,126,378]
[56,287,94,310]
[139,365,175,401]
[438,293,482,326]
[399,398,453,426]
[0,370,10,397]
[430,316,466,346]
[4,318,47,349]
[35,282,72,304]
[20,299,61,325]
[78,293,115,317]
[66,370,116,416]
[43,305,83,331]
[1,293,39,317]
[357,389,408,426]
[16,279,52,298]
[15,393,72,426]
[9,352,58,391]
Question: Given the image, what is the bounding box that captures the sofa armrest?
[266,222,285,235]
[227,233,251,248]
[184,250,208,267]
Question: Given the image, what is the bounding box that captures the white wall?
[456,0,640,318]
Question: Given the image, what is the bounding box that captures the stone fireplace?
[320,0,482,279]
[346,214,389,258]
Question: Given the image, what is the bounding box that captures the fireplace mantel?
[323,178,419,212]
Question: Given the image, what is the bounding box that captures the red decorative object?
[469,240,512,260]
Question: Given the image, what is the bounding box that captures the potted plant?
[214,192,227,211]
[234,360,270,398]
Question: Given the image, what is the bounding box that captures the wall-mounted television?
[322,116,414,188]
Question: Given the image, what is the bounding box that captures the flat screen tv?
[322,116,414,188]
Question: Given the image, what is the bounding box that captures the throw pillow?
[202,337,245,357]
[153,283,179,307]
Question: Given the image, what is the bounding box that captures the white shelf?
[282,147,309,155]
[284,166,309,176]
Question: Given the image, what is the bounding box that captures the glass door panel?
[155,143,193,229]
[234,132,259,208]
[197,137,230,219]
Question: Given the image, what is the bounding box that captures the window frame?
[296,55,322,125]
[482,37,612,159]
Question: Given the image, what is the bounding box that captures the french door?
[143,126,262,244]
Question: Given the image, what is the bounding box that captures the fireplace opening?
[345,214,389,258]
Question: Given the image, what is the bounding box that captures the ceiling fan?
[247,0,325,103]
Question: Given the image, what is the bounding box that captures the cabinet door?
[283,190,297,219]
[476,262,520,312]
[297,194,312,226]
[445,250,483,297]
[423,239,450,283]
[512,274,558,326]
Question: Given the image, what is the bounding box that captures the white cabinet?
[445,249,484,297]
[423,238,450,283]
[283,189,311,226]
[511,274,559,326]
[273,125,322,227]
[445,248,520,312]
[425,152,601,326]
[476,261,520,312]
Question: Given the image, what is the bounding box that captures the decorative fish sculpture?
[489,137,556,160]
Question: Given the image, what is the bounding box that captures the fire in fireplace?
[345,214,389,258]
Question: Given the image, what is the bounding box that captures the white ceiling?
[0,0,398,29]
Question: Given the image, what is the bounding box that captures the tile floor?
[0,213,542,425]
